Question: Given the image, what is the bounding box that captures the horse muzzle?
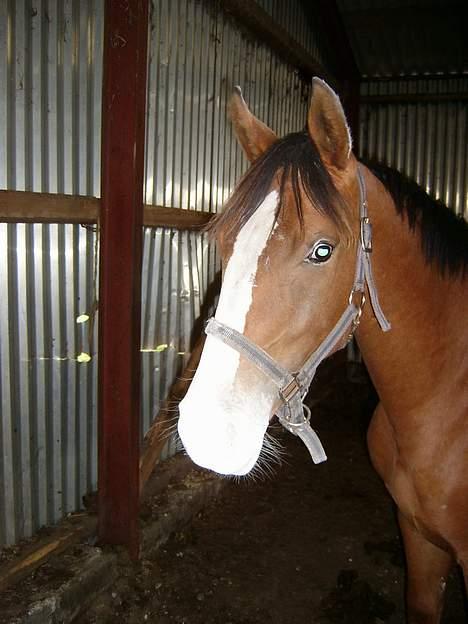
[178,395,269,475]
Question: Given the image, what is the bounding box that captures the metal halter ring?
[347,290,366,339]
[348,289,366,311]
[281,403,312,428]
[352,305,363,328]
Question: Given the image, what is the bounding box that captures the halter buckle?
[360,216,372,253]
[279,375,301,403]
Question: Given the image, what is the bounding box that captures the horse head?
[178,79,364,475]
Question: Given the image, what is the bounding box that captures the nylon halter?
[205,166,391,465]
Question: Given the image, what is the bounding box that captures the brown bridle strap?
[205,166,391,465]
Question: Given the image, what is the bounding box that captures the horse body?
[357,168,468,619]
[358,167,467,528]
[178,79,468,623]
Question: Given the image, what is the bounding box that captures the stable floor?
[79,358,466,624]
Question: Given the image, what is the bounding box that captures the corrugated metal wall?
[255,0,332,74]
[359,78,468,218]
[0,0,103,547]
[0,0,331,546]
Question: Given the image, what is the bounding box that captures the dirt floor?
[77,358,466,624]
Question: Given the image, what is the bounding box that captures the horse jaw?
[178,191,279,475]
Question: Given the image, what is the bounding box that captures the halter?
[205,167,391,464]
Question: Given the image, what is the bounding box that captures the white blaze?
[178,191,279,475]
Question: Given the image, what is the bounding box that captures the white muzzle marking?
[178,191,279,475]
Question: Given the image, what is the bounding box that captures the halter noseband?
[205,167,391,465]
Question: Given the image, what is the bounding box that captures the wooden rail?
[0,190,214,230]
[361,93,468,104]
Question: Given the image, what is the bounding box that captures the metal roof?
[336,0,468,78]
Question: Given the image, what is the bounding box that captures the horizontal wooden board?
[0,190,214,230]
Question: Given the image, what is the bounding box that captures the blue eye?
[306,241,334,264]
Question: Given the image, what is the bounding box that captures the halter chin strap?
[205,166,391,465]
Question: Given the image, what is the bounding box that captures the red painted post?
[98,0,149,558]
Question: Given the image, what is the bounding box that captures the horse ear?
[307,78,352,172]
[228,86,277,162]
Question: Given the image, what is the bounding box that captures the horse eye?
[306,241,334,264]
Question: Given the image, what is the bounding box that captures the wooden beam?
[301,0,360,82]
[0,190,214,230]
[340,5,465,28]
[343,79,361,154]
[0,515,95,592]
[298,1,360,148]
[0,190,98,223]
[219,0,337,87]
[361,72,468,83]
[144,205,213,229]
[97,0,149,560]
[361,93,468,104]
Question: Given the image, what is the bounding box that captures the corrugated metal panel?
[0,0,329,546]
[140,228,214,456]
[144,0,313,213]
[359,78,468,219]
[255,0,331,73]
[0,1,103,547]
[0,222,99,546]
[0,0,103,195]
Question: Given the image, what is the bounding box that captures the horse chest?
[368,402,466,553]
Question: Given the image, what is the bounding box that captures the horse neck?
[355,171,466,419]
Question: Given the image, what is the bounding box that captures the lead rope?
[205,166,391,465]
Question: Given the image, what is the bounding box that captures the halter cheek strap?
[205,166,391,465]
[353,168,391,332]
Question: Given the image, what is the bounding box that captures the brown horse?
[178,78,468,623]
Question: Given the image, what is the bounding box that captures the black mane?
[368,162,468,279]
[210,130,467,280]
[209,131,351,240]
